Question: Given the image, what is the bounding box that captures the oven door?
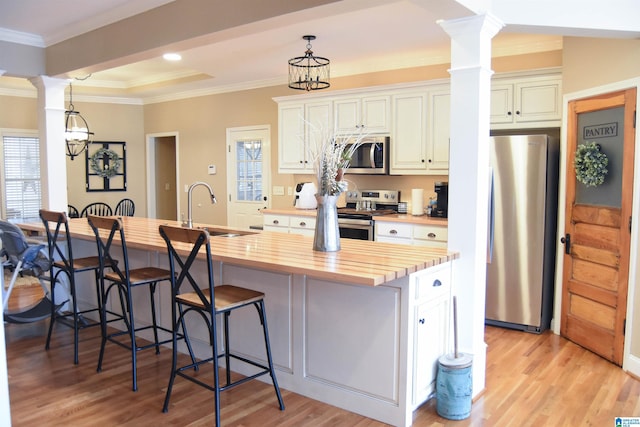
[338,218,373,241]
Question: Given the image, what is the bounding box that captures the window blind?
[3,136,41,219]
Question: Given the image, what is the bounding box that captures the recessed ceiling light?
[163,53,182,61]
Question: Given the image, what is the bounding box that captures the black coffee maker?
[430,181,448,218]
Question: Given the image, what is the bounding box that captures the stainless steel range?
[337,190,400,240]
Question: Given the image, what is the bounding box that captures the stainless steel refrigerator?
[485,134,559,333]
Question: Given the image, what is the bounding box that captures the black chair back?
[81,202,112,218]
[39,210,74,272]
[68,205,80,218]
[159,225,213,310]
[114,198,135,216]
[86,215,128,283]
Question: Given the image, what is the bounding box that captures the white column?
[29,76,69,211]
[439,14,503,397]
[0,68,13,427]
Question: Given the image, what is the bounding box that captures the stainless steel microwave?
[344,135,389,175]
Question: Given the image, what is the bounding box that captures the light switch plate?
[273,185,285,195]
[208,164,216,175]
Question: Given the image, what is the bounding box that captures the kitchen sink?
[209,232,241,237]
[198,227,257,238]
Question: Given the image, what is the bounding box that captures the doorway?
[226,125,271,229]
[146,133,179,220]
[560,88,636,366]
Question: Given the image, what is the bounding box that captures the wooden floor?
[4,290,640,426]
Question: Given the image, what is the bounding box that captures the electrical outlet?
[288,186,293,196]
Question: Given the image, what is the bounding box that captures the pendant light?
[65,82,93,160]
[288,35,330,91]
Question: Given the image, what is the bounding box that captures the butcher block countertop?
[18,216,457,287]
[262,208,448,226]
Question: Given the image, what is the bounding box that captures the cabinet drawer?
[263,214,290,228]
[290,216,316,230]
[413,263,451,301]
[376,222,412,239]
[413,224,448,242]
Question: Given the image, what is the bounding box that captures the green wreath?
[574,141,608,187]
[90,148,122,178]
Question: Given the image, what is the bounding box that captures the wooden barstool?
[159,225,284,425]
[39,209,116,364]
[87,215,195,391]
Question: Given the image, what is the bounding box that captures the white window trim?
[0,128,40,219]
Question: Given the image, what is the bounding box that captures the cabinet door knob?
[433,279,442,287]
[516,110,521,115]
[507,111,512,116]
[427,232,436,238]
[419,318,425,324]
[390,229,397,235]
[299,221,306,227]
[273,219,279,225]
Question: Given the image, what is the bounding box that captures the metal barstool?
[87,215,195,391]
[40,209,116,364]
[159,225,284,425]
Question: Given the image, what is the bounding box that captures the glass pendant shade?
[64,82,93,160]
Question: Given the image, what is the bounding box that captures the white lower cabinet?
[413,224,448,249]
[411,263,452,406]
[375,221,447,248]
[289,215,316,236]
[263,213,316,236]
[375,221,413,245]
[262,214,290,233]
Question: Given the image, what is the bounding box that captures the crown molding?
[0,27,45,48]
[142,76,285,104]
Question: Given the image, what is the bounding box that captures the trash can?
[436,352,473,420]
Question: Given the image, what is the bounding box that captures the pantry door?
[561,88,636,366]
[226,125,270,230]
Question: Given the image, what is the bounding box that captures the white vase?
[313,194,340,252]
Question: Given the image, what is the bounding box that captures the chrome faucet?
[184,181,217,228]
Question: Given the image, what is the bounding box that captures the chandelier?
[64,82,93,160]
[288,35,330,91]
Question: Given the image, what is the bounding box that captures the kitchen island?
[19,216,458,427]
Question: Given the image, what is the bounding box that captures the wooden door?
[561,88,636,365]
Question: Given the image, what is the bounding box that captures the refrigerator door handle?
[487,167,495,263]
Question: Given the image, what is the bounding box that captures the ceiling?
[0,0,636,102]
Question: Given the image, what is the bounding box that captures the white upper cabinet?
[275,69,562,174]
[390,91,428,174]
[490,74,562,128]
[334,95,390,134]
[390,85,450,175]
[278,100,331,174]
[427,88,450,174]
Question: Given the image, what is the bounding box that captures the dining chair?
[159,224,284,424]
[87,215,195,391]
[39,209,117,364]
[67,204,80,218]
[81,202,112,218]
[114,198,135,216]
